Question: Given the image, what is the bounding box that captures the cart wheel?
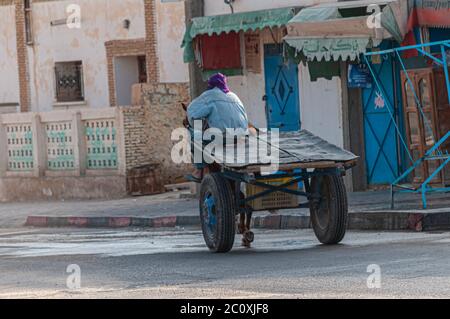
[200,173,236,253]
[310,174,348,245]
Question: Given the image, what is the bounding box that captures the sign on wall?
[348,63,373,89]
[245,32,261,73]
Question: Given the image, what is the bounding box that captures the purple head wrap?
[207,73,230,94]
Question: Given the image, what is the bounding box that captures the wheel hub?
[203,194,217,231]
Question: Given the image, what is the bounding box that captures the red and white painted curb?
[25,215,193,229]
[24,210,450,231]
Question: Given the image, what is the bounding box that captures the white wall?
[156,0,189,83]
[0,5,20,107]
[114,56,139,106]
[28,0,146,112]
[228,72,267,129]
[204,0,338,15]
[299,64,344,147]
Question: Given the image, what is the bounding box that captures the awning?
[182,7,298,63]
[284,0,409,61]
[407,0,450,30]
[285,37,377,62]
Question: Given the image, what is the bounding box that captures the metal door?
[362,47,401,184]
[264,44,300,132]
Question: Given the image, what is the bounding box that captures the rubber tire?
[200,173,236,253]
[310,174,348,245]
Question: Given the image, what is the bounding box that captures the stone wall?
[129,82,191,184]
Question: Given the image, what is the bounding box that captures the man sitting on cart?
[185,73,255,182]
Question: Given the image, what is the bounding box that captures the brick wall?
[123,82,191,184]
[14,0,29,112]
[144,0,159,83]
[121,104,165,195]
[122,105,150,170]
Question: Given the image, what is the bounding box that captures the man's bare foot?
[185,168,203,183]
[248,127,258,136]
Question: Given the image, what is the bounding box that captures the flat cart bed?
[194,130,358,171]
[192,130,358,253]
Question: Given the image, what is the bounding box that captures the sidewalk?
[2,189,450,231]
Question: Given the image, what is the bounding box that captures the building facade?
[0,0,191,201]
[183,0,450,191]
[0,0,189,113]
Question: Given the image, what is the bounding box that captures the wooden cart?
[193,130,358,253]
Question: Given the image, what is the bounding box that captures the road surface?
[0,227,450,298]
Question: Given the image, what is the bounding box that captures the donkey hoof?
[243,230,254,244]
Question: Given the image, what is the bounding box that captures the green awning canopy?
[188,7,297,37]
[380,4,404,42]
[287,0,404,41]
[182,7,298,63]
[284,0,407,61]
[284,37,380,62]
[290,6,340,23]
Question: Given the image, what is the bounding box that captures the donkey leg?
[242,211,254,247]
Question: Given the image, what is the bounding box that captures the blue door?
[362,42,402,184]
[264,44,300,132]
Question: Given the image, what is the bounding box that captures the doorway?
[362,42,402,185]
[114,55,147,106]
[263,44,300,132]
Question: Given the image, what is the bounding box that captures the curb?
[348,210,450,231]
[25,210,450,231]
[25,215,201,229]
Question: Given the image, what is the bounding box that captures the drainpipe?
[185,0,207,99]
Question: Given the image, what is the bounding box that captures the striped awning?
[408,0,450,29]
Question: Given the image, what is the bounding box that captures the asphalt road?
[1,227,450,298]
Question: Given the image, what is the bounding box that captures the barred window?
[54,61,84,102]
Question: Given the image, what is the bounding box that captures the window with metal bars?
[54,61,84,102]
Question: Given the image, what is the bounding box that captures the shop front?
[283,0,409,189]
[182,7,301,130]
[181,0,449,191]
